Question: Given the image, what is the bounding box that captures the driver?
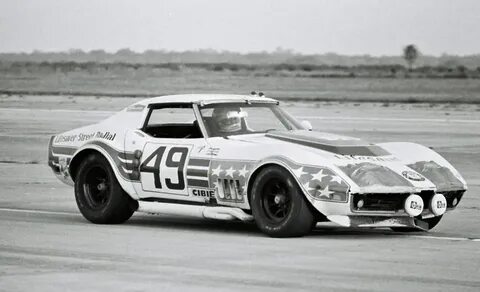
[211,107,243,134]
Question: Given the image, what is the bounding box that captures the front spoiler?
[326,215,437,230]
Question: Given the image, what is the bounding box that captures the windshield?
[199,103,303,137]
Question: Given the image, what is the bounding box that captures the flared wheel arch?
[70,147,116,182]
[69,146,140,201]
[247,162,324,220]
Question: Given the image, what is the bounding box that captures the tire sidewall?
[251,166,314,237]
[74,154,131,223]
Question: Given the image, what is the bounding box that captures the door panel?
[140,143,192,196]
[130,137,212,202]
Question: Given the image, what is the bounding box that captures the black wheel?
[251,166,315,237]
[74,153,137,224]
[391,216,443,232]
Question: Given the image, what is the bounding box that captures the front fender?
[247,155,352,216]
[378,142,467,191]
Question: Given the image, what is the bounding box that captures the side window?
[143,105,203,139]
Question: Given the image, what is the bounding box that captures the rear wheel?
[74,153,136,224]
[391,215,443,232]
[251,166,315,237]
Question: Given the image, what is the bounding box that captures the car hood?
[222,130,464,193]
[226,130,388,160]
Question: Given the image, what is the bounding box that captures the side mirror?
[301,120,313,131]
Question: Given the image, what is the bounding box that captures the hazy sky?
[0,0,479,55]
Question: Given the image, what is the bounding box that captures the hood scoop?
[266,130,389,157]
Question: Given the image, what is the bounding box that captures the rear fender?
[70,144,139,200]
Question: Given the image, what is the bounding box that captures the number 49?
[139,146,188,190]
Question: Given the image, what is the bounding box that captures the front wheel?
[251,166,315,237]
[74,153,137,224]
[391,215,443,232]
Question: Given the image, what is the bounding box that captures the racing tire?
[390,215,443,232]
[74,153,137,224]
[251,166,315,237]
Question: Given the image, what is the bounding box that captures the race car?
[48,93,467,237]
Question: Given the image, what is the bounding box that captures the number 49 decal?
[139,144,190,194]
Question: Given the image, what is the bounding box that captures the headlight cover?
[407,161,465,191]
[339,162,413,187]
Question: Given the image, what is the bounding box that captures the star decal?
[238,165,248,178]
[302,180,317,194]
[212,165,222,176]
[311,169,327,182]
[225,166,235,177]
[330,175,343,184]
[292,166,307,179]
[317,186,335,199]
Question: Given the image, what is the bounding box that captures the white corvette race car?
[48,93,467,237]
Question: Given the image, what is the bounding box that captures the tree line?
[1,47,480,69]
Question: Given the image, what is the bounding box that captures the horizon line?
[1,48,479,58]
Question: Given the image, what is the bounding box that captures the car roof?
[138,94,278,105]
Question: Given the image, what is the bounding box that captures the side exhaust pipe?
[137,201,254,221]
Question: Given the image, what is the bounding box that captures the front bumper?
[310,189,465,228]
[350,190,465,215]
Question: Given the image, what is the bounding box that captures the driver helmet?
[212,107,242,133]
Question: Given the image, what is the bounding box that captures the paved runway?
[1,96,479,291]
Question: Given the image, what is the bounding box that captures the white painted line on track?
[298,116,480,124]
[1,207,479,242]
[0,207,78,216]
[410,235,478,242]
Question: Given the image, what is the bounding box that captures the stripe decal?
[121,163,135,171]
[188,158,210,167]
[186,158,211,188]
[187,168,208,177]
[118,152,135,160]
[266,133,389,157]
[187,179,209,188]
[50,141,139,182]
[87,141,139,181]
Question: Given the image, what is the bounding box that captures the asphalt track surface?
[1,96,480,291]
